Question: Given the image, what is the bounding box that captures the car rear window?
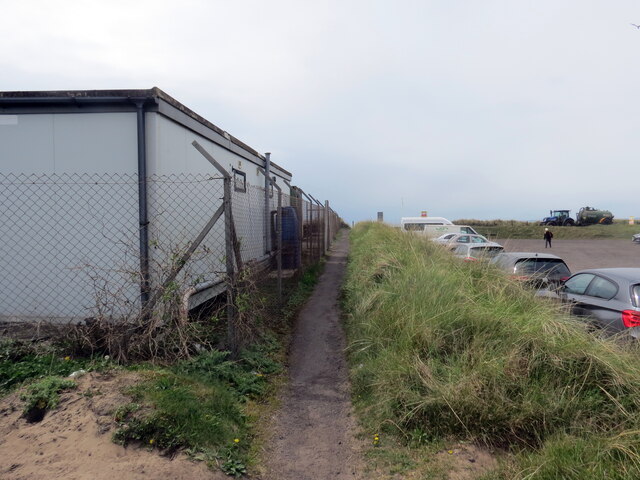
[470,236,488,243]
[514,258,570,277]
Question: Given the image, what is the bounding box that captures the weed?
[221,458,247,477]
[20,376,77,422]
[0,338,95,395]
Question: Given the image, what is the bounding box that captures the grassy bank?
[344,222,640,479]
[453,219,639,240]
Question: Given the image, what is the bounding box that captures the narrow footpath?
[262,231,362,480]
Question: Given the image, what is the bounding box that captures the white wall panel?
[0,113,137,173]
[0,114,54,172]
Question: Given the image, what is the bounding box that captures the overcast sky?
[2,0,639,224]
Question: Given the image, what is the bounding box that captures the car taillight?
[464,257,477,262]
[622,310,640,328]
[560,276,569,282]
[510,275,529,281]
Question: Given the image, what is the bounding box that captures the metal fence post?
[276,187,282,304]
[223,174,237,355]
[309,195,324,257]
[264,153,271,254]
[191,141,237,355]
[324,200,329,253]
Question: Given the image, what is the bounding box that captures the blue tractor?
[540,209,576,226]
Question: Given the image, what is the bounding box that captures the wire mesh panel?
[0,173,140,322]
[0,167,345,326]
[146,173,226,293]
[232,184,269,264]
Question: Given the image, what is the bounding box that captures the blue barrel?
[271,206,301,269]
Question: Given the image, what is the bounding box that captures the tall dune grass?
[344,222,640,479]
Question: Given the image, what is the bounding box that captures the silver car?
[633,233,640,243]
[442,234,492,250]
[452,242,504,261]
[490,252,571,290]
[558,268,640,338]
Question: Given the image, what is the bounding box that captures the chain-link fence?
[1,145,344,349]
[0,172,228,323]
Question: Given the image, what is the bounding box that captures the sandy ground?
[0,371,222,480]
[261,231,363,480]
[497,237,640,272]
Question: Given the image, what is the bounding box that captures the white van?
[400,217,453,231]
[421,224,480,238]
[400,217,480,238]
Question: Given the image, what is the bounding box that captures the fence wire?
[0,170,344,325]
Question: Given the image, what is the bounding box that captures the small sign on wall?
[0,115,18,125]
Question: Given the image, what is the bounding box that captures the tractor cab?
[541,210,575,226]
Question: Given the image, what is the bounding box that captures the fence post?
[284,181,304,274]
[324,200,330,253]
[276,186,283,304]
[264,153,271,254]
[309,195,324,257]
[295,192,303,269]
[191,141,237,355]
[223,173,238,355]
[298,189,315,263]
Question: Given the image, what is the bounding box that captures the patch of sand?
[0,371,222,480]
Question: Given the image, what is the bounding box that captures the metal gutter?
[134,100,151,308]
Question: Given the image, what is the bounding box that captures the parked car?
[490,252,571,290]
[558,268,640,338]
[452,242,504,261]
[443,233,492,250]
[432,233,459,244]
[633,233,640,243]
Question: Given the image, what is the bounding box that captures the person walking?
[544,227,553,248]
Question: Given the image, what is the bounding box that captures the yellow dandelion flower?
[64,356,71,361]
[234,438,240,443]
[149,439,155,445]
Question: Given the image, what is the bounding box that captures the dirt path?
[261,231,362,480]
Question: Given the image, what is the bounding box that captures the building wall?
[0,108,291,321]
[0,112,140,320]
[0,112,137,173]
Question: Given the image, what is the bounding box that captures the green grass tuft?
[20,376,77,421]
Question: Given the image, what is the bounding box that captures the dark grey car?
[490,252,571,290]
[559,268,640,337]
